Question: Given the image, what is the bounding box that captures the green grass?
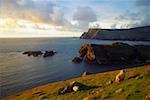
[6,65,150,100]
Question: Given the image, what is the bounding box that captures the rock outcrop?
[82,72,93,77]
[22,51,43,57]
[43,51,57,58]
[80,26,150,41]
[78,42,150,65]
[23,51,57,58]
[72,57,82,63]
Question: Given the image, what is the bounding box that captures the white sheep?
[115,69,126,83]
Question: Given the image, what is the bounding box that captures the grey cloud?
[73,6,97,22]
[132,0,150,27]
[111,24,117,29]
[73,6,97,30]
[116,11,140,21]
[49,7,69,26]
[114,0,150,28]
[136,0,150,7]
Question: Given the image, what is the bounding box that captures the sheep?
[115,69,126,83]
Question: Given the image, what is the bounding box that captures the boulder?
[82,72,92,77]
[43,51,57,58]
[72,57,82,63]
[58,86,69,95]
[22,51,43,57]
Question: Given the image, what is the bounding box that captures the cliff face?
[79,42,150,65]
[80,26,150,41]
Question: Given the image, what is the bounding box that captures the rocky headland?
[80,26,150,41]
[73,42,150,65]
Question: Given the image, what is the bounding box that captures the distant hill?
[80,26,150,41]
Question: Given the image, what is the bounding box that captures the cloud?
[0,0,53,24]
[113,0,150,28]
[116,11,140,21]
[129,0,150,27]
[0,0,76,31]
[73,6,97,30]
[73,6,97,22]
[136,0,150,7]
[50,7,63,25]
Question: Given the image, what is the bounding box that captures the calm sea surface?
[0,38,150,98]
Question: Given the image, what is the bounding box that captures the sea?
[0,37,150,98]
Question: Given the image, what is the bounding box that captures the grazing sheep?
[115,69,125,83]
[73,86,79,92]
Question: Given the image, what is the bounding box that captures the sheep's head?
[120,69,125,73]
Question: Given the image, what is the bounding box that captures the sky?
[0,0,150,37]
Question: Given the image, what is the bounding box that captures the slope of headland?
[80,26,150,41]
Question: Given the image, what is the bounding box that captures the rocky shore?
[73,42,150,65]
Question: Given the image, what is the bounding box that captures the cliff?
[80,26,150,41]
[78,42,150,65]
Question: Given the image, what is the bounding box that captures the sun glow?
[0,18,81,37]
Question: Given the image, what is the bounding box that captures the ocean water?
[0,38,150,98]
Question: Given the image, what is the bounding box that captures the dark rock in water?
[78,42,150,65]
[72,57,82,63]
[82,72,92,77]
[22,51,43,57]
[23,51,57,58]
[43,51,57,58]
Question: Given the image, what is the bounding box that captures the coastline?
[80,38,150,42]
[5,65,150,100]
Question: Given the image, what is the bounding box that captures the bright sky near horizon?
[0,0,150,37]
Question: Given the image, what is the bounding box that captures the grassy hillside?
[6,65,150,100]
